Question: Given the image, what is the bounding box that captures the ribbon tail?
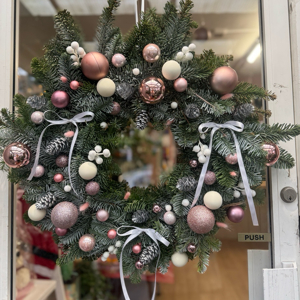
[68,123,79,196]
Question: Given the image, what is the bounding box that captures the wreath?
[1,0,300,296]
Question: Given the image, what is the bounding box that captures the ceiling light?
[247,44,261,64]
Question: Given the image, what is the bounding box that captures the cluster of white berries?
[175,43,196,62]
[88,145,111,164]
[66,41,86,66]
[233,182,256,198]
[101,241,122,262]
[193,141,211,164]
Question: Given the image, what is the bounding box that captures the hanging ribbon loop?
[27,110,94,194]
[192,121,259,226]
[117,226,170,300]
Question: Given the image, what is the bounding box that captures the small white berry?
[100,122,108,129]
[198,155,207,163]
[233,190,241,198]
[193,145,201,152]
[77,47,85,55]
[115,241,122,248]
[66,46,74,54]
[96,157,103,164]
[64,185,71,192]
[251,190,256,197]
[101,256,107,262]
[73,62,79,66]
[203,149,211,156]
[165,204,172,212]
[182,46,189,53]
[176,52,184,59]
[108,245,115,252]
[189,43,196,51]
[118,175,123,182]
[197,151,203,157]
[71,55,78,61]
[89,150,97,158]
[103,149,111,158]
[103,251,110,258]
[71,41,79,49]
[185,52,193,61]
[113,248,118,254]
[242,190,246,196]
[95,145,102,153]
[171,102,178,109]
[200,134,206,139]
[133,68,140,75]
[201,145,208,150]
[238,182,244,189]
[88,155,94,161]
[182,199,190,207]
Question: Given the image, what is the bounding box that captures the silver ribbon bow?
[27,110,94,194]
[117,226,170,300]
[191,121,259,226]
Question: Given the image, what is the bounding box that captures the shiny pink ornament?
[262,142,280,166]
[230,171,237,177]
[70,80,80,90]
[85,181,100,195]
[204,171,216,185]
[187,243,196,253]
[33,165,45,177]
[220,93,234,100]
[211,66,238,95]
[51,91,70,108]
[79,202,90,212]
[135,261,143,269]
[64,131,75,138]
[55,228,67,236]
[107,229,117,239]
[111,102,121,115]
[96,209,109,222]
[60,76,68,83]
[225,153,238,165]
[142,44,161,62]
[124,192,131,200]
[187,205,215,234]
[53,173,64,183]
[174,78,188,92]
[227,206,244,223]
[55,155,68,168]
[3,143,31,168]
[152,204,162,213]
[189,159,198,168]
[79,234,96,252]
[163,211,176,225]
[112,53,126,67]
[132,244,142,254]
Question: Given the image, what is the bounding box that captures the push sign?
[238,233,271,242]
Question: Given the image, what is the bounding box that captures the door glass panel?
[18,1,269,299]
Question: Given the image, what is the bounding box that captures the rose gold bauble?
[51,91,70,108]
[262,142,280,166]
[187,243,196,253]
[81,52,109,80]
[139,77,165,104]
[211,66,238,95]
[204,171,216,185]
[135,261,143,269]
[132,244,142,254]
[79,234,95,252]
[142,43,161,62]
[174,78,188,92]
[56,155,68,168]
[96,209,109,222]
[152,204,162,213]
[225,153,238,165]
[53,173,64,183]
[3,143,31,168]
[85,181,100,195]
[55,228,67,236]
[189,159,198,168]
[111,102,121,115]
[227,206,244,223]
[107,229,117,239]
[51,201,78,229]
[187,205,215,234]
[70,80,80,90]
[112,53,126,67]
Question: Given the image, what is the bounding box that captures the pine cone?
[176,176,197,191]
[233,104,254,121]
[185,104,200,119]
[132,210,149,223]
[139,243,159,265]
[26,95,47,109]
[116,83,135,100]
[36,192,56,209]
[45,137,69,155]
[136,110,149,130]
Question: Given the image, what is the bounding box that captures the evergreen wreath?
[1,0,300,288]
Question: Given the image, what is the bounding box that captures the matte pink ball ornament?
[31,111,44,124]
[132,243,142,254]
[51,91,70,108]
[187,205,215,234]
[33,165,45,178]
[107,229,117,239]
[204,171,216,185]
[174,78,188,92]
[56,155,68,168]
[55,228,67,236]
[70,80,80,90]
[211,66,238,95]
[85,181,100,195]
[111,102,121,115]
[225,153,238,165]
[112,53,126,67]
[152,204,162,213]
[135,261,143,269]
[53,173,64,183]
[51,201,78,229]
[79,234,96,252]
[227,206,244,223]
[96,209,109,222]
[60,76,68,83]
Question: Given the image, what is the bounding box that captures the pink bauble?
[51,91,70,108]
[189,159,198,168]
[96,209,109,222]
[55,228,67,236]
[85,181,100,195]
[227,206,244,223]
[230,171,237,177]
[187,205,215,234]
[107,229,117,239]
[225,153,238,165]
[31,111,44,124]
[164,211,176,225]
[112,53,126,67]
[56,155,68,168]
[135,261,143,269]
[204,171,216,185]
[187,243,196,253]
[64,131,75,138]
[79,202,90,212]
[174,78,188,92]
[33,165,45,177]
[79,234,95,252]
[53,173,64,183]
[132,244,142,254]
[60,76,68,83]
[211,66,238,95]
[70,80,80,90]
[111,102,121,115]
[220,93,234,100]
[81,52,109,80]
[152,204,162,213]
[142,44,161,62]
[51,202,78,229]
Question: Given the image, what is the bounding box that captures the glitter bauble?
[112,53,126,67]
[174,78,188,92]
[56,155,68,168]
[203,191,223,210]
[211,66,238,95]
[70,80,80,90]
[139,77,165,104]
[96,209,109,222]
[33,165,45,178]
[107,229,117,239]
[79,234,95,252]
[111,102,121,115]
[51,201,78,229]
[187,205,215,234]
[85,181,100,195]
[189,159,198,168]
[53,173,64,183]
[132,244,142,254]
[31,111,44,124]
[142,43,161,62]
[227,206,244,223]
[51,91,70,108]
[3,143,31,168]
[204,171,216,185]
[163,211,176,225]
[262,142,280,166]
[152,204,162,213]
[187,243,196,253]
[55,228,67,236]
[225,153,238,164]
[81,52,109,80]
[135,261,143,269]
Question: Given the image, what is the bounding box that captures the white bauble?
[162,60,181,80]
[95,145,102,153]
[132,68,140,75]
[171,102,178,109]
[171,252,188,267]
[100,122,108,129]
[28,204,46,221]
[189,43,196,51]
[97,78,116,97]
[182,199,190,207]
[165,204,172,211]
[203,191,223,210]
[64,185,72,192]
[164,211,176,225]
[78,162,97,180]
[233,190,241,198]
